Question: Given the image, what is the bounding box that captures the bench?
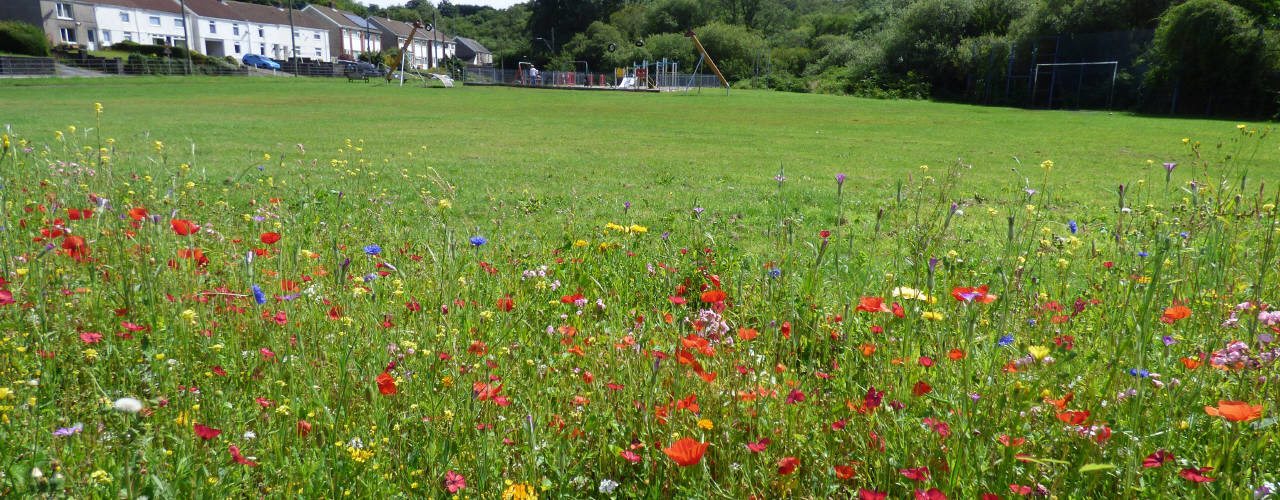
[345,68,368,82]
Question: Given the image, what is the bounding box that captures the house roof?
[89,0,182,14]
[454,37,489,54]
[180,0,241,20]
[304,4,363,30]
[369,17,451,42]
[223,0,328,29]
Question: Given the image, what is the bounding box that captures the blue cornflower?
[767,267,782,278]
[998,334,1015,346]
[1068,220,1078,234]
[364,244,382,256]
[1137,251,1149,258]
[252,284,266,305]
[1128,368,1150,378]
[469,236,487,247]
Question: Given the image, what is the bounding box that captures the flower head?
[470,236,487,247]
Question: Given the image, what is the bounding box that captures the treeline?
[248,0,1280,116]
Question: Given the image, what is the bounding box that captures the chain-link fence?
[461,65,725,90]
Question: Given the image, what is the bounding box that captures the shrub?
[1145,0,1277,116]
[0,21,51,57]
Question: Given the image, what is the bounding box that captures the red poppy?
[700,289,727,303]
[668,295,687,305]
[0,290,12,306]
[260,232,281,245]
[891,302,905,318]
[1204,400,1263,422]
[912,381,933,397]
[61,235,90,262]
[1179,467,1215,483]
[1143,449,1174,468]
[1056,410,1090,425]
[859,490,888,500]
[915,489,947,500]
[998,434,1026,447]
[496,295,515,311]
[228,444,259,467]
[834,464,856,481]
[68,208,94,220]
[777,456,800,475]
[297,419,312,437]
[952,285,996,303]
[79,332,103,344]
[746,438,770,453]
[900,466,930,481]
[620,449,642,463]
[948,349,965,360]
[1180,357,1203,369]
[856,296,890,313]
[1160,304,1191,324]
[170,219,199,236]
[128,207,148,221]
[193,423,222,441]
[376,371,397,395]
[738,328,759,341]
[662,437,708,467]
[560,293,584,304]
[819,230,831,239]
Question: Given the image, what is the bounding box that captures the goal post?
[1032,61,1119,109]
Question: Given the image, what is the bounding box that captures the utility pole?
[431,9,437,68]
[178,0,192,74]
[287,0,296,72]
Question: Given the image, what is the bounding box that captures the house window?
[55,3,72,19]
[149,16,161,26]
[120,12,129,22]
[259,43,265,55]
[234,43,241,53]
[102,30,111,43]
[123,32,133,41]
[258,27,264,37]
[59,27,75,43]
[152,37,164,46]
[87,30,96,43]
[233,25,240,36]
[208,22,216,33]
[174,18,182,28]
[313,32,320,40]
[315,47,321,57]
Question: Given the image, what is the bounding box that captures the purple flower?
[835,173,847,186]
[363,244,382,256]
[54,423,83,437]
[1163,162,1177,173]
[469,236,487,247]
[1162,335,1176,346]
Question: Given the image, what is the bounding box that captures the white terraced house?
[90,0,188,48]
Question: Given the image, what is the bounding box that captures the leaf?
[1079,463,1116,473]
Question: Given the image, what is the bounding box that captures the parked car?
[340,60,385,77]
[242,54,280,70]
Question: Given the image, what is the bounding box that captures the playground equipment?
[684,30,730,94]
[614,59,677,90]
[386,20,429,84]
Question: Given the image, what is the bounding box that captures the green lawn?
[1,77,1271,230]
[3,76,1280,498]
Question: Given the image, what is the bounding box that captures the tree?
[528,0,624,54]
[1147,0,1276,115]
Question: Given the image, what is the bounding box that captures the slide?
[618,77,636,89]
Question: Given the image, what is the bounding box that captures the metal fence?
[462,66,725,90]
[0,56,55,76]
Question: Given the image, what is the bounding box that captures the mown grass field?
[0,77,1277,498]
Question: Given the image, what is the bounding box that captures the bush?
[1145,0,1277,116]
[0,21,51,57]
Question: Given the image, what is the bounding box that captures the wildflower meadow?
[1,86,1278,499]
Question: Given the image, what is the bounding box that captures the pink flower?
[444,470,466,493]
[79,332,103,344]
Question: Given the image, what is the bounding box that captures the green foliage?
[691,22,765,81]
[110,41,208,64]
[644,0,709,34]
[0,21,51,57]
[1145,0,1276,114]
